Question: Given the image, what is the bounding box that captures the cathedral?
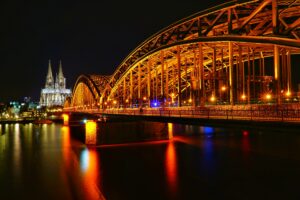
[39,60,72,107]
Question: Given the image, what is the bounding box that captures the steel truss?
[69,0,300,109]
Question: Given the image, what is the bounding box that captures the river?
[0,121,299,199]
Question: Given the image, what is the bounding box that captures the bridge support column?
[247,47,251,105]
[287,50,292,94]
[229,42,234,105]
[177,46,182,107]
[138,64,141,107]
[274,45,281,105]
[252,49,256,101]
[212,47,216,99]
[161,51,165,106]
[166,63,169,106]
[147,60,151,108]
[130,70,133,107]
[199,43,205,106]
[123,78,126,107]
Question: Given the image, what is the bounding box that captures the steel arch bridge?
[67,0,300,111]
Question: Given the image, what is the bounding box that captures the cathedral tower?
[45,60,54,89]
[40,60,72,107]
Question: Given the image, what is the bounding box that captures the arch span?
[67,0,300,110]
[70,75,110,109]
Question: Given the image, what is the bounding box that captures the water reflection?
[168,123,173,140]
[202,126,214,137]
[13,124,21,178]
[1,121,300,199]
[85,121,97,145]
[242,130,251,153]
[80,148,103,199]
[62,114,69,126]
[165,141,177,194]
[61,126,71,168]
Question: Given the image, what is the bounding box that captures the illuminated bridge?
[65,0,300,121]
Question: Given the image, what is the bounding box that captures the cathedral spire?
[45,59,54,88]
[47,60,53,79]
[58,60,64,78]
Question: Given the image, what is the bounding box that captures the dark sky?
[0,0,226,102]
[6,0,300,103]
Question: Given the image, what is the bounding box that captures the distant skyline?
[0,0,225,102]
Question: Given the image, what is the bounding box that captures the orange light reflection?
[165,141,178,195]
[62,114,69,126]
[81,148,104,200]
[85,121,97,145]
[61,126,71,170]
[168,123,173,140]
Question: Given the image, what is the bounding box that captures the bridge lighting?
[221,86,226,92]
[62,114,69,126]
[265,94,272,100]
[210,96,216,102]
[241,94,246,100]
[85,120,97,145]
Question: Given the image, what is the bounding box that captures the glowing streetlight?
[125,99,129,103]
[210,96,216,102]
[113,100,117,105]
[143,96,147,101]
[188,98,192,103]
[285,91,291,97]
[265,94,272,100]
[221,86,226,92]
[241,94,246,100]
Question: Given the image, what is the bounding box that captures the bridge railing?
[95,107,300,122]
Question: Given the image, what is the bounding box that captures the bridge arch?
[68,0,300,110]
[70,74,110,109]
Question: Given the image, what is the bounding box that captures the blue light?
[80,148,89,172]
[83,118,87,124]
[203,126,214,135]
[151,100,160,107]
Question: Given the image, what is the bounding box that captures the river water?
[0,121,300,200]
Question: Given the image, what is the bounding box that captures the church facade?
[39,60,72,107]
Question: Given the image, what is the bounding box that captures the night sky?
[1,0,299,102]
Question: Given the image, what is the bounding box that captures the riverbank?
[0,118,63,124]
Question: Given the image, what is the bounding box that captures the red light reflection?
[165,141,177,194]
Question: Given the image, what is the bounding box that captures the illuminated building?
[40,60,72,107]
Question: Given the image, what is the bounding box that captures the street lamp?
[241,94,246,101]
[210,96,216,102]
[221,86,226,92]
[265,93,272,100]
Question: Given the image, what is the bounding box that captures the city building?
[39,60,72,107]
